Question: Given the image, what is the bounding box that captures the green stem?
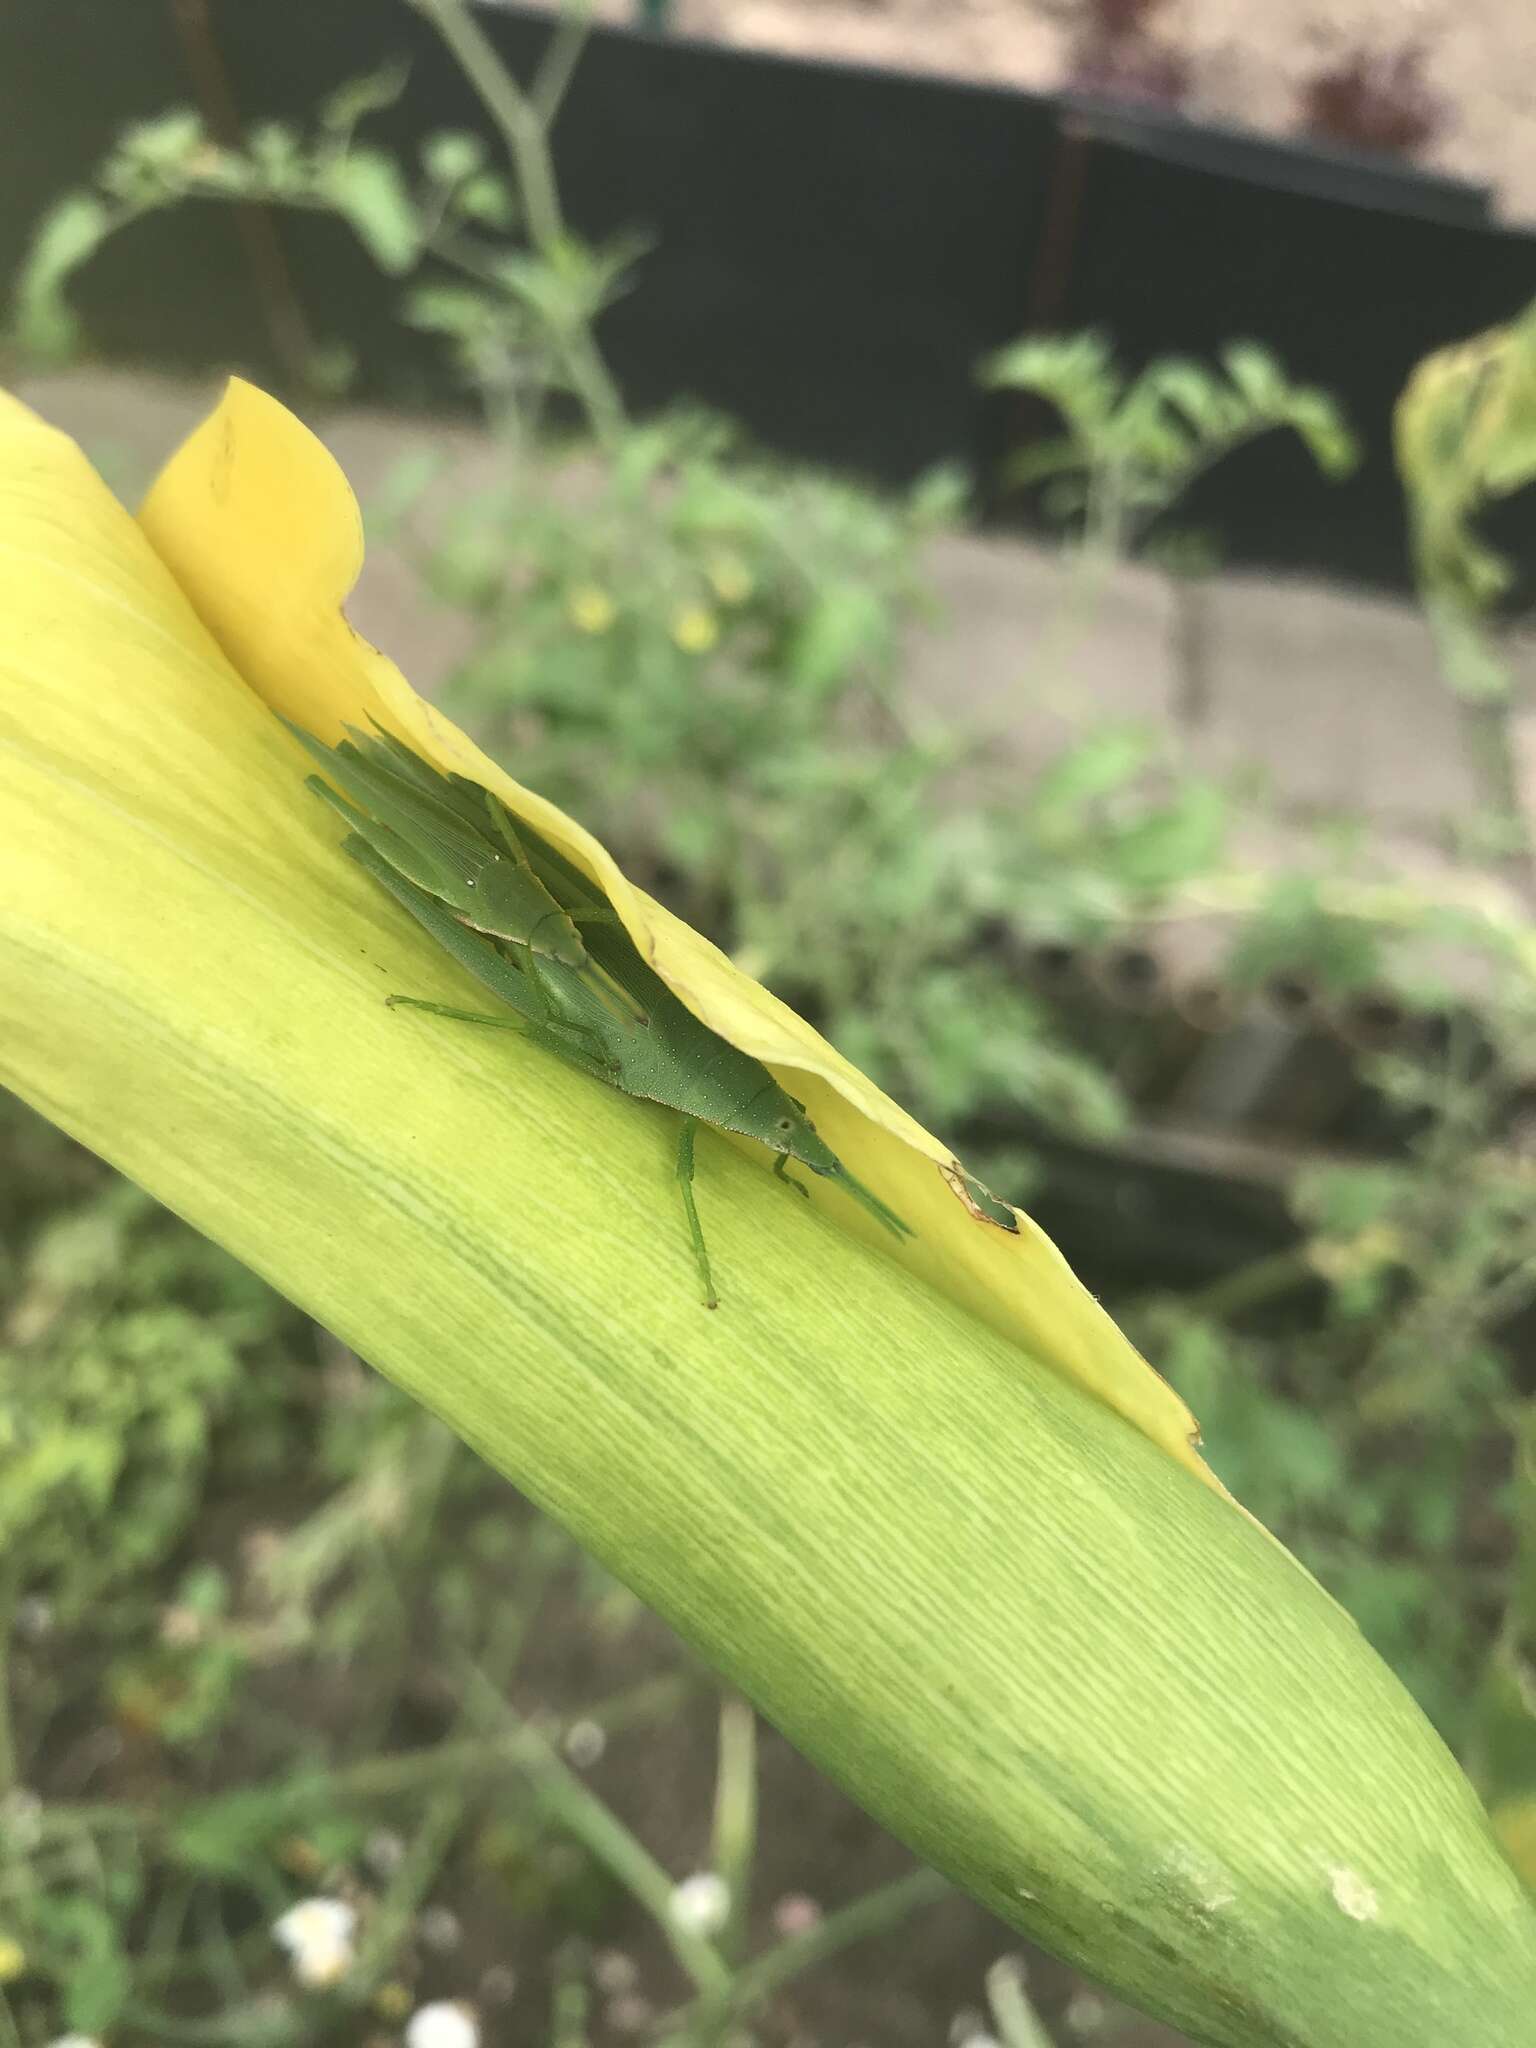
[36,1671,699,1845]
[408,0,626,448]
[1455,694,1536,897]
[550,1938,593,2048]
[1164,1245,1317,1324]
[1025,501,1121,705]
[658,1867,949,2038]
[709,1694,757,1967]
[986,1953,1061,2048]
[458,1663,732,1997]
[0,1557,19,1796]
[198,1883,255,2006]
[118,1999,306,2048]
[410,0,564,248]
[532,1,596,126]
[345,1791,462,2002]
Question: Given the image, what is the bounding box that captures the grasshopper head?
[743,1084,912,1241]
[782,1106,916,1242]
[744,1081,839,1171]
[777,1108,843,1178]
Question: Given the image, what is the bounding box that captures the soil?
[620,0,1536,221]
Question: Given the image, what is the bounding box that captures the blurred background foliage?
[5,2,1536,2043]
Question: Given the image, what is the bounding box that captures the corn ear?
[2,385,1535,2046]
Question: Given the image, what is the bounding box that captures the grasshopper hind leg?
[385,997,526,1028]
[675,1116,719,1310]
[385,995,618,1081]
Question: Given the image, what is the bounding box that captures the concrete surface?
[1185,569,1482,824]
[902,531,1181,773]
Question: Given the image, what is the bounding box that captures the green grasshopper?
[294,725,912,1306]
[288,722,594,968]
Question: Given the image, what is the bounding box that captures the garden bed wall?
[5,0,1536,588]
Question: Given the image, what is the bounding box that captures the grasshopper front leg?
[675,1116,719,1311]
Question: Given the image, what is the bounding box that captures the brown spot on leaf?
[940,1160,1020,1232]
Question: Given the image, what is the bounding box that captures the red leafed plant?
[1298,43,1447,157]
[1068,0,1190,107]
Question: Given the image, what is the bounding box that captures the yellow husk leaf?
[136,378,1211,1486]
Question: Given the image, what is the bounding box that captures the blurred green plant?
[9,3,631,441]
[0,1091,953,2046]
[385,409,962,876]
[1467,1403,1536,1885]
[1134,989,1536,1751]
[1395,295,1536,706]
[981,331,1359,563]
[1394,297,1536,882]
[0,1176,283,1639]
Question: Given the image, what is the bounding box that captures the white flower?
[15,1594,54,1639]
[271,1896,357,1988]
[479,1963,517,2005]
[668,1871,730,1936]
[418,1904,462,1953]
[592,1948,638,1994]
[363,1827,406,1878]
[948,2008,995,2048]
[1,1790,42,1852]
[159,1603,204,1646]
[562,1717,606,1767]
[405,1999,481,2048]
[771,1891,822,1937]
[1064,1988,1110,2035]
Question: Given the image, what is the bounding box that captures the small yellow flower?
[277,1834,327,1879]
[159,1602,204,1646]
[0,1935,25,1983]
[705,551,753,605]
[565,584,616,635]
[1306,1224,1404,1285]
[670,603,719,654]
